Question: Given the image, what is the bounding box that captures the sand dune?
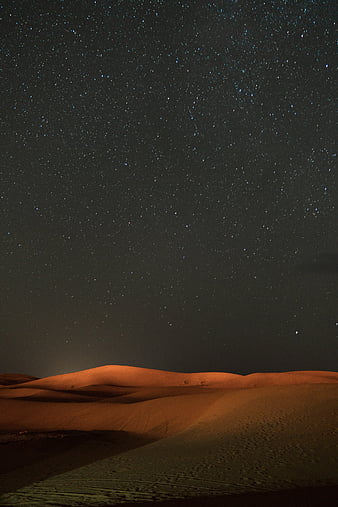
[3,364,338,390]
[0,365,337,506]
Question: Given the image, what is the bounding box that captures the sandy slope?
[0,365,337,506]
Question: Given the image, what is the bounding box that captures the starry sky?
[1,0,337,377]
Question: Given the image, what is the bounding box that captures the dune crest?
[3,365,338,391]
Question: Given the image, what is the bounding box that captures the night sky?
[1,0,337,377]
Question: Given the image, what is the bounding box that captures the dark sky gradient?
[1,0,337,377]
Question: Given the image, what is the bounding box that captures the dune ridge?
[2,364,337,391]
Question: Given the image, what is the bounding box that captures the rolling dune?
[0,365,337,506]
[3,364,338,390]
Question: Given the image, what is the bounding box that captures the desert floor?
[0,366,337,506]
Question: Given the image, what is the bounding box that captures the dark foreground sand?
[0,366,337,506]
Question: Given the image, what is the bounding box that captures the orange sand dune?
[0,365,337,506]
[0,365,337,438]
[4,364,338,391]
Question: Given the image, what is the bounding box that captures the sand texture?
[0,366,337,506]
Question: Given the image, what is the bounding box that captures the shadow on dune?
[4,385,221,403]
[0,374,39,386]
[101,485,338,507]
[0,430,155,494]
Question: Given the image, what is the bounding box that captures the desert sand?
[0,365,337,506]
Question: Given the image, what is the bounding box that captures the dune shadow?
[99,485,338,507]
[4,385,219,403]
[0,430,155,494]
[2,385,135,402]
